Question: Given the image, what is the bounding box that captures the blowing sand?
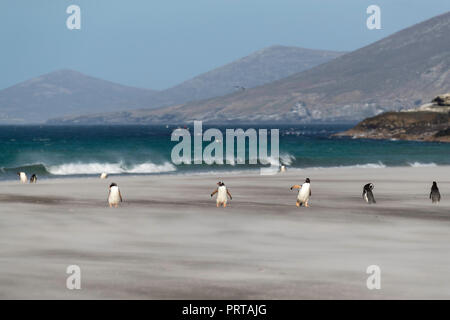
[0,166,449,299]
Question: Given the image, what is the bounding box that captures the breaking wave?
[0,162,176,177]
[408,162,437,167]
[47,162,176,175]
[288,162,388,170]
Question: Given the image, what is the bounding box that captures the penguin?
[100,172,108,179]
[30,174,37,183]
[363,183,376,204]
[108,183,123,208]
[211,181,232,208]
[17,172,27,184]
[430,181,441,204]
[280,165,286,173]
[290,178,311,207]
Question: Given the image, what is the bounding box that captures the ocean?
[0,124,449,181]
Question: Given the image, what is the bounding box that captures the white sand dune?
[0,166,449,299]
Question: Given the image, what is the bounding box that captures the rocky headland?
[336,94,450,143]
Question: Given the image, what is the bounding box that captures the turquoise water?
[0,124,449,180]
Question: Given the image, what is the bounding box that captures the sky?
[0,0,449,91]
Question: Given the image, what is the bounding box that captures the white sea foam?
[47,162,176,175]
[287,162,387,171]
[126,162,176,173]
[280,153,295,166]
[408,162,437,168]
[345,162,387,169]
[207,152,295,167]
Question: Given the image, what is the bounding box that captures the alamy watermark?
[66,265,81,290]
[367,5,381,30]
[366,265,381,290]
[171,121,280,175]
[66,5,81,30]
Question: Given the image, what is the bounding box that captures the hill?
[0,70,157,123]
[146,45,345,108]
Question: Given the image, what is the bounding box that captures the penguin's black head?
[433,181,437,187]
[217,181,225,186]
[363,183,374,191]
[109,183,117,188]
[305,178,310,183]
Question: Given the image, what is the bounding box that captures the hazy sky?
[1,0,449,90]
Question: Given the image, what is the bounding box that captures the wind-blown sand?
[0,166,449,299]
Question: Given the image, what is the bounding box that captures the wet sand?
[0,166,450,299]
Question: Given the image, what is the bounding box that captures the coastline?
[1,166,450,299]
[0,161,444,182]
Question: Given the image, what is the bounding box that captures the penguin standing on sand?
[430,181,441,204]
[17,172,27,184]
[108,183,123,208]
[211,181,232,208]
[100,172,108,179]
[30,174,37,183]
[363,183,376,204]
[290,178,311,207]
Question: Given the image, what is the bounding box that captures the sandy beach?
[1,166,450,299]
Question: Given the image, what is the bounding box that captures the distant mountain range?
[49,11,450,125]
[142,45,345,108]
[0,46,344,124]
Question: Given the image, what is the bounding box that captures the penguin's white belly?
[108,187,121,205]
[297,183,310,202]
[217,186,227,203]
[19,173,27,183]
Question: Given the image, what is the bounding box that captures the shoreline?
[0,162,445,183]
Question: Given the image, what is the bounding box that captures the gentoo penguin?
[30,174,37,183]
[211,181,232,208]
[363,183,376,204]
[290,178,311,207]
[430,181,441,204]
[280,165,287,173]
[17,172,27,184]
[100,172,108,179]
[108,183,123,208]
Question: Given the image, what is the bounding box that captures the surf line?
[170,120,280,175]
